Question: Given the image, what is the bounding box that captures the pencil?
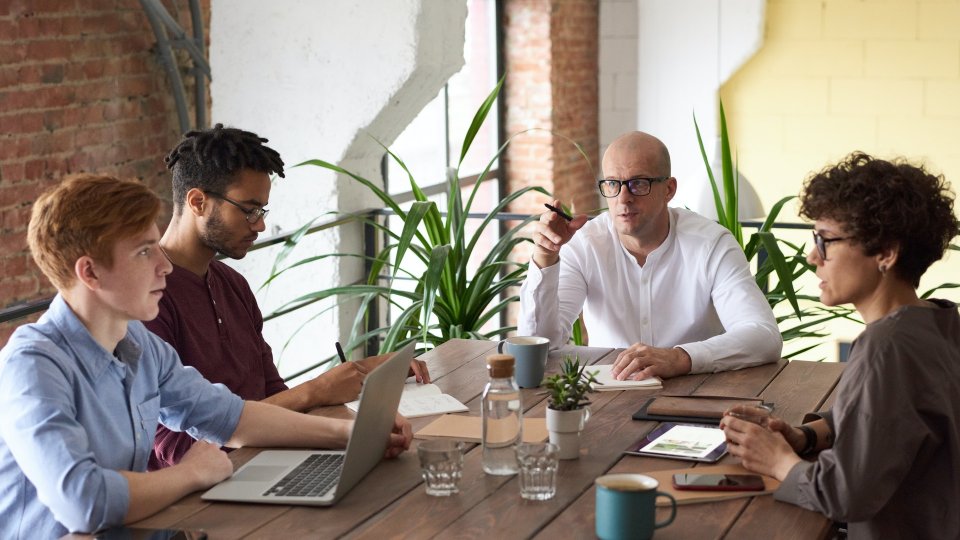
[335,341,347,364]
[544,203,573,222]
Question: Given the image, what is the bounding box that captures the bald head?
[602,131,671,179]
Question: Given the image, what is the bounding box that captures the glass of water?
[417,439,465,496]
[515,442,559,501]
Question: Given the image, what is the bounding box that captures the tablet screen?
[627,423,728,462]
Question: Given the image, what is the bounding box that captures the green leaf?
[458,75,504,168]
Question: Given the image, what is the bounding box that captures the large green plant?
[694,101,858,357]
[261,78,550,360]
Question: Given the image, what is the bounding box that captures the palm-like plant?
[694,101,859,358]
[261,78,549,360]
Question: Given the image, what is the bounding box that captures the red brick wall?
[503,0,599,217]
[502,0,599,333]
[0,0,209,346]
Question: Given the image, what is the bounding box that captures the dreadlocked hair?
[165,123,285,210]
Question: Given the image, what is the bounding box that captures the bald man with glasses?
[519,131,781,380]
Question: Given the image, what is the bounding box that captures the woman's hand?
[721,415,802,481]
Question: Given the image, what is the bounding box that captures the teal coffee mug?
[595,474,677,540]
[497,336,549,388]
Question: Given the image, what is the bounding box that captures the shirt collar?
[607,208,678,265]
[46,294,143,378]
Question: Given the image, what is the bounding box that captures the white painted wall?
[210,0,466,379]
[599,0,765,216]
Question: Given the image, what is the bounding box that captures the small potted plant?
[542,356,601,459]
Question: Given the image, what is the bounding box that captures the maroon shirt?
[145,260,287,469]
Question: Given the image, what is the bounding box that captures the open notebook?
[345,382,468,418]
[591,364,662,391]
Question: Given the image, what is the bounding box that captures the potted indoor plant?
[543,356,600,459]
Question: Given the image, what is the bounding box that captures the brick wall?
[0,0,209,346]
[501,0,600,334]
[503,0,600,218]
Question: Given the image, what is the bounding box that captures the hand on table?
[532,199,589,268]
[179,441,234,489]
[384,414,413,459]
[721,415,801,481]
[611,343,692,380]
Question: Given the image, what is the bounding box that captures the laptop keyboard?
[263,453,344,497]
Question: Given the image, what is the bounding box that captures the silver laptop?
[201,342,415,506]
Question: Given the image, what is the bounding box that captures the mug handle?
[497,340,505,353]
[654,491,677,529]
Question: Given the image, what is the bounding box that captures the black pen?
[544,203,573,222]
[335,341,347,364]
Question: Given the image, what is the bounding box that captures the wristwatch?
[797,424,817,456]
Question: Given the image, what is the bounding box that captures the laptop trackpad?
[233,466,289,482]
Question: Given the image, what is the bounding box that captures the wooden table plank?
[693,358,788,398]
[759,360,844,425]
[725,495,835,540]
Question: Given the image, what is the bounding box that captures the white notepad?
[592,364,663,391]
[345,382,469,418]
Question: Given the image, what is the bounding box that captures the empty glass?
[417,439,465,496]
[725,403,774,428]
[516,442,559,501]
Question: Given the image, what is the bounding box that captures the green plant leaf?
[458,75,504,168]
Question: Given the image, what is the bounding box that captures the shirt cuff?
[102,468,131,527]
[774,460,814,506]
[676,342,708,373]
[203,389,245,445]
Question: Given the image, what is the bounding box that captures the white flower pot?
[546,407,591,460]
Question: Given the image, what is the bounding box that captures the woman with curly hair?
[722,152,960,539]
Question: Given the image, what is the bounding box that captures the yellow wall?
[723,0,960,359]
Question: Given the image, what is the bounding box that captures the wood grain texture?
[128,342,844,540]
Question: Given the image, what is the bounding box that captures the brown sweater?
[776,299,960,539]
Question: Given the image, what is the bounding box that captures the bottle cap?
[486,354,514,378]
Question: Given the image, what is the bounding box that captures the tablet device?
[624,422,728,463]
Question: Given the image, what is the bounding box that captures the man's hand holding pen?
[533,199,589,269]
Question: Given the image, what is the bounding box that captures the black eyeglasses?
[597,176,668,198]
[812,231,851,260]
[204,191,269,224]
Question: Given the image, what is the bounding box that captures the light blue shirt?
[0,295,244,539]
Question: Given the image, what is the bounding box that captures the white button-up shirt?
[519,208,782,373]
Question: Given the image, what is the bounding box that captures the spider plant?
[695,101,859,358]
[260,78,551,361]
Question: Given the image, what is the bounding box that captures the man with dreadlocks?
[147,124,429,469]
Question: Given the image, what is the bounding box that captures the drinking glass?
[417,440,465,496]
[515,442,559,500]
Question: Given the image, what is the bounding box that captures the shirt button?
[218,318,222,324]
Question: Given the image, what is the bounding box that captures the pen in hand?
[544,203,573,222]
[335,341,348,364]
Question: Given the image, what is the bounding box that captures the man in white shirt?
[518,131,781,380]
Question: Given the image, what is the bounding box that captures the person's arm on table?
[224,401,412,459]
[612,233,781,381]
[518,199,590,346]
[121,441,233,523]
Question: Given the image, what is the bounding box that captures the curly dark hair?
[799,152,958,287]
[165,123,285,213]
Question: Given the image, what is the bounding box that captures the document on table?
[591,364,663,390]
[345,382,469,418]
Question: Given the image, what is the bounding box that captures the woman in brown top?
[722,152,960,540]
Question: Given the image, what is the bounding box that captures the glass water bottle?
[482,354,523,475]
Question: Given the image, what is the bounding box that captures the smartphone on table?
[671,473,765,491]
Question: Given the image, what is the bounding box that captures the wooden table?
[132,339,844,539]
